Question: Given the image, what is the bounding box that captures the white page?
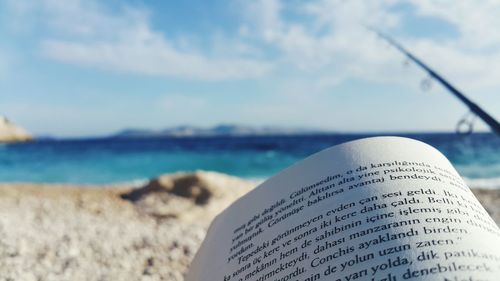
[187,137,500,281]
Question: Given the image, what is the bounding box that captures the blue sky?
[0,0,499,137]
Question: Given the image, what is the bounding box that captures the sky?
[0,0,499,137]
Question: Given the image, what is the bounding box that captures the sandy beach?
[0,172,498,281]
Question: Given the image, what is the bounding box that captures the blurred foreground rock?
[121,171,254,224]
[0,171,252,281]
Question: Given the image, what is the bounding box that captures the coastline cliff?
[0,116,32,143]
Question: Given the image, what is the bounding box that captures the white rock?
[0,116,32,143]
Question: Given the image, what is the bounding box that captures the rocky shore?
[0,116,32,143]
[0,172,498,280]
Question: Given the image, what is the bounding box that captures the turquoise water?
[0,133,498,186]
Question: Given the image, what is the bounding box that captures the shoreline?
[0,172,498,280]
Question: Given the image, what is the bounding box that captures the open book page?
[186,137,500,281]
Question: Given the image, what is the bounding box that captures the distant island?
[111,124,328,138]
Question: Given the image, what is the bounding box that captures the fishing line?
[367,26,500,136]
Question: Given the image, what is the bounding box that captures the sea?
[0,133,498,188]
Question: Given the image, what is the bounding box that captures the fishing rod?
[368,27,500,136]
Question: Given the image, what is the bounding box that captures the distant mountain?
[112,124,328,138]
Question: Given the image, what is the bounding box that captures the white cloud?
[406,0,500,90]
[240,0,404,76]
[5,0,500,90]
[8,0,272,81]
[411,0,500,49]
[238,0,500,92]
[409,39,500,91]
[41,36,272,80]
